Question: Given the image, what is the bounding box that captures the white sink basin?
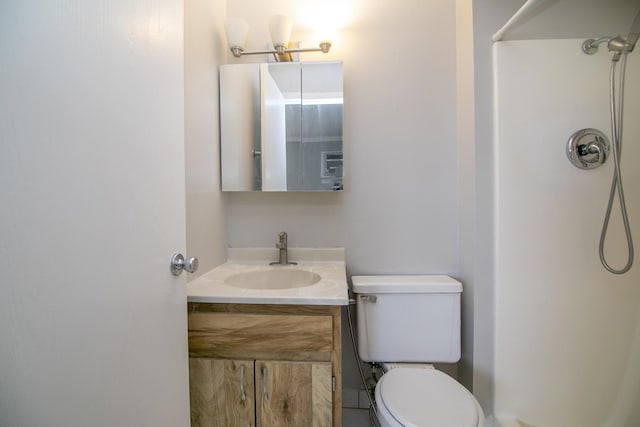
[186,248,349,305]
[225,268,321,290]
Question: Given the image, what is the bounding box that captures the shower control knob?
[566,128,610,170]
[578,141,605,163]
[170,253,199,276]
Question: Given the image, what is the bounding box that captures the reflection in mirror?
[220,61,343,192]
[219,64,261,191]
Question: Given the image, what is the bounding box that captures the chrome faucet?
[270,231,297,266]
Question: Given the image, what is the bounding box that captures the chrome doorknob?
[170,253,199,276]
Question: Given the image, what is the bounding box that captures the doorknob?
[170,253,199,276]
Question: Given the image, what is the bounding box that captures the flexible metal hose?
[599,52,634,274]
[346,297,379,426]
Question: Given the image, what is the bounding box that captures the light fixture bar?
[229,41,331,62]
[225,15,332,62]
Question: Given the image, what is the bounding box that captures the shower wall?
[493,39,640,426]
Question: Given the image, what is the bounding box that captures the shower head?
[582,34,636,60]
[582,9,640,59]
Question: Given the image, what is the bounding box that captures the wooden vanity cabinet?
[187,303,342,427]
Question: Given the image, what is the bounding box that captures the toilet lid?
[377,368,479,427]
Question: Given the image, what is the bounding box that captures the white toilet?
[352,275,485,427]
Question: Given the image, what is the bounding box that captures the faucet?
[270,231,297,266]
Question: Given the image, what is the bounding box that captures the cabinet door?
[256,360,332,427]
[189,358,255,427]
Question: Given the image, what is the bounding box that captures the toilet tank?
[352,275,462,363]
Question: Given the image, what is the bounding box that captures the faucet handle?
[276,231,287,248]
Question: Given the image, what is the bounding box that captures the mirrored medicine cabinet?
[220,61,343,192]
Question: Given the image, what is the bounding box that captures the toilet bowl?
[352,275,484,427]
[375,364,484,427]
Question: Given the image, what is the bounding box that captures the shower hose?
[599,52,634,274]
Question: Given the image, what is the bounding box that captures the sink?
[186,248,349,305]
[224,268,321,290]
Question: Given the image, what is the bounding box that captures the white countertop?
[187,248,349,306]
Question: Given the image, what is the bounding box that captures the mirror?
[220,61,343,192]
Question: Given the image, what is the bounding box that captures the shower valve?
[566,128,610,170]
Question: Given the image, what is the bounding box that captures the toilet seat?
[375,368,480,427]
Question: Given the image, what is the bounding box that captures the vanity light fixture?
[225,14,332,62]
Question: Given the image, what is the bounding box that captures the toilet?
[352,275,485,427]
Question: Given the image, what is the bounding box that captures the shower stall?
[490,2,640,426]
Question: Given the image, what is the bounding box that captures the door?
[256,360,332,427]
[0,1,190,426]
[189,359,255,427]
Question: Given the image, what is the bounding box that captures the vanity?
[186,248,348,427]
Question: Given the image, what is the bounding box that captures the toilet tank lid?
[351,275,462,293]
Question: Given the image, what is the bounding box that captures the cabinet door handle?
[239,364,246,402]
[262,366,269,401]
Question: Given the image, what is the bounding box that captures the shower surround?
[493,38,640,426]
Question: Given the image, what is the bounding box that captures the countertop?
[186,248,349,306]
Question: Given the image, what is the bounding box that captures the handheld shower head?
[626,9,640,52]
[608,36,631,61]
[582,9,640,59]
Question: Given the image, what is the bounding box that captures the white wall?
[225,0,459,276]
[185,0,228,276]
[493,38,640,426]
[455,0,477,391]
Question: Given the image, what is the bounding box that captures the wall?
[493,38,640,426]
[185,0,228,275]
[225,0,458,274]
[455,0,476,392]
